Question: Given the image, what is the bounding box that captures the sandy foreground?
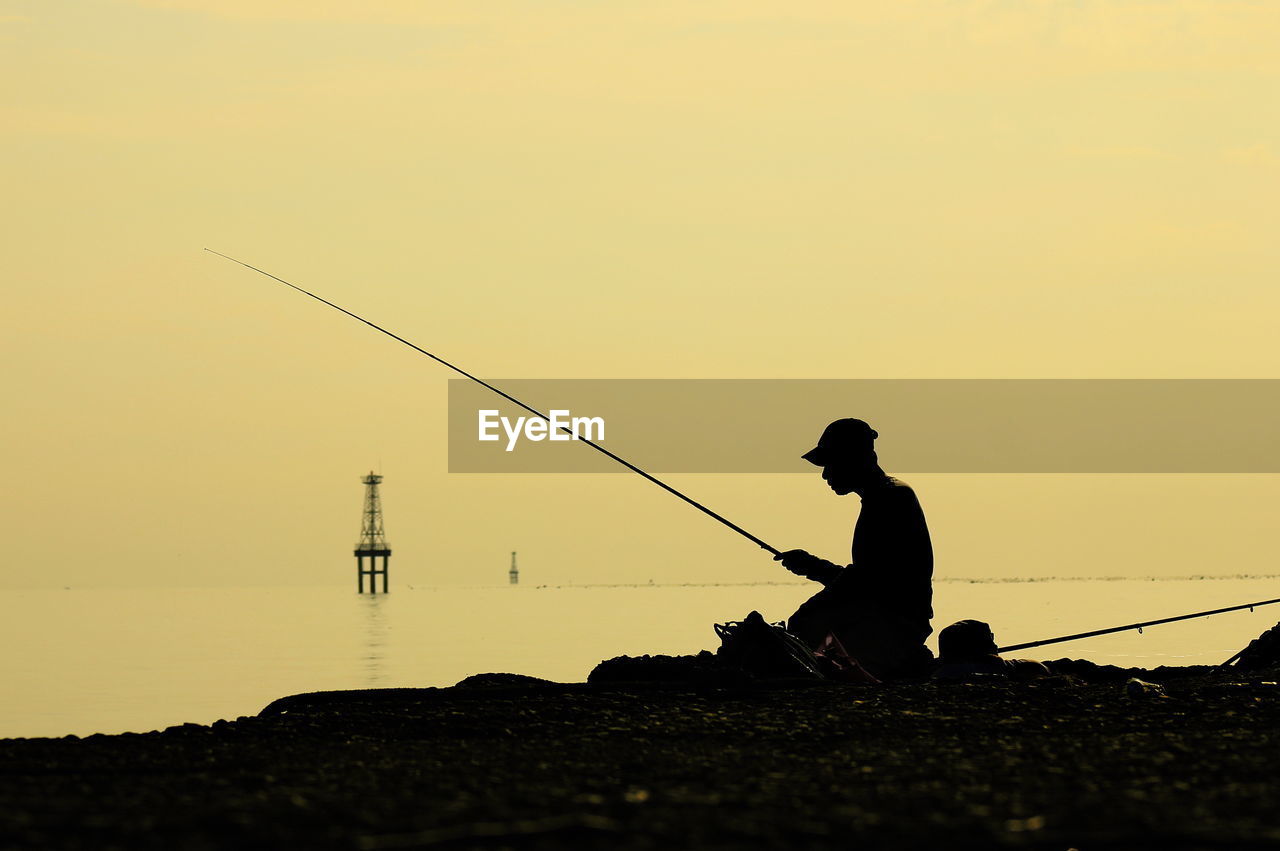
[2,665,1279,850]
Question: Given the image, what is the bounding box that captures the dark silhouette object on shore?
[715,611,882,683]
[714,611,826,680]
[355,472,391,593]
[1221,620,1280,669]
[933,619,1050,680]
[776,419,935,680]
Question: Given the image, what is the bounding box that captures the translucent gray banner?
[447,380,1280,473]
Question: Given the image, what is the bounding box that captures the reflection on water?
[360,593,389,687]
[2,578,1279,738]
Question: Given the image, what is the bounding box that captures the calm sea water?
[2,578,1277,739]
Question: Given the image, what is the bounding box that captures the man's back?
[841,477,933,638]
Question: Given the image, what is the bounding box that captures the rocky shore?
[2,666,1279,850]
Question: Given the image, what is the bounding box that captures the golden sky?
[3,1,1278,588]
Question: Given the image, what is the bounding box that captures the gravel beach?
[3,666,1279,850]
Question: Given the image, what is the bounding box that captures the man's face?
[820,458,861,495]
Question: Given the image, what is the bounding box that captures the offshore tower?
[354,472,391,594]
[509,551,519,585]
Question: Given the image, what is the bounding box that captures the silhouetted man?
[775,419,934,680]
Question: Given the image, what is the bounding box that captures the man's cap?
[801,418,878,466]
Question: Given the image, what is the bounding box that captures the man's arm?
[774,549,845,586]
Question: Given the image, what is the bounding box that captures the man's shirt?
[813,476,935,644]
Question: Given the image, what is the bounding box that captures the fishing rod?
[205,249,781,556]
[996,596,1280,654]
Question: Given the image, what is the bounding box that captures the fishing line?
[205,248,781,556]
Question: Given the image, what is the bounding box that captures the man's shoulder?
[874,477,925,510]
[882,477,917,497]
